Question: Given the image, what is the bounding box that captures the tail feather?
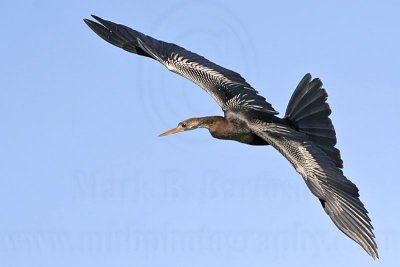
[289,81,326,119]
[295,117,334,130]
[318,144,343,169]
[285,74,343,168]
[300,128,336,143]
[285,74,313,116]
[294,102,332,122]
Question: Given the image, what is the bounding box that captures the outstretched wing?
[249,122,378,259]
[84,15,277,114]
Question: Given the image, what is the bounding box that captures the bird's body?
[84,15,378,259]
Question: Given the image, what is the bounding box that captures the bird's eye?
[181,123,187,128]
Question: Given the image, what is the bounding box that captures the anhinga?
[84,15,378,259]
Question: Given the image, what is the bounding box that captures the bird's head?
[159,118,203,137]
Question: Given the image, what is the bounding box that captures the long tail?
[285,74,343,168]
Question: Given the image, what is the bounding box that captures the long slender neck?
[190,115,237,141]
[188,115,266,145]
[194,116,227,129]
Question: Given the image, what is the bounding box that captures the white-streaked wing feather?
[85,16,278,114]
[248,122,378,259]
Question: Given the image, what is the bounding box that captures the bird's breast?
[209,129,268,146]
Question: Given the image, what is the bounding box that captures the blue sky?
[1,0,399,266]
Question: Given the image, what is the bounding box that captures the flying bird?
[84,15,378,259]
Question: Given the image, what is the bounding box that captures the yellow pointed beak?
[158,126,184,137]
